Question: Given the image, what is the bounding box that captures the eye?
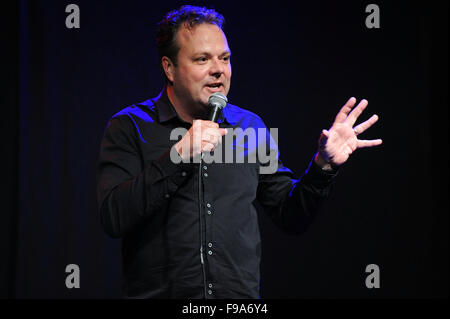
[223,56,230,61]
[196,57,208,62]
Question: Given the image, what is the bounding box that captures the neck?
[166,85,207,124]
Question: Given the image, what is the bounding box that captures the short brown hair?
[156,5,225,83]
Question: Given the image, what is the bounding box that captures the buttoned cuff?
[303,155,339,187]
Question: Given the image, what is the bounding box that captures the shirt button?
[206,203,211,208]
[204,173,208,178]
[203,165,207,170]
[208,289,212,295]
[208,243,212,248]
[208,250,212,255]
[208,283,213,288]
[181,171,187,177]
[165,194,170,199]
[207,210,212,215]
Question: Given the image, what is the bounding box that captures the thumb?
[321,129,330,138]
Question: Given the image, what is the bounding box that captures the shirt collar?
[152,87,235,126]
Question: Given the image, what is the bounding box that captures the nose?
[209,57,224,79]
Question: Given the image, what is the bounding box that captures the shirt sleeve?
[96,115,193,238]
[256,127,338,235]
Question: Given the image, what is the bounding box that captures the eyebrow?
[193,51,231,57]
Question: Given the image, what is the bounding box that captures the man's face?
[170,23,232,110]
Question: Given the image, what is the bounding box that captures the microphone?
[208,92,228,122]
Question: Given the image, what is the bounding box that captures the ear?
[161,56,175,83]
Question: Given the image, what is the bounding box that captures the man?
[97,5,382,299]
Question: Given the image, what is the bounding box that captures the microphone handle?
[208,106,221,123]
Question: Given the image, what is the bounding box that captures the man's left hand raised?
[315,97,383,170]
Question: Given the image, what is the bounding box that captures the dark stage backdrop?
[1,0,447,298]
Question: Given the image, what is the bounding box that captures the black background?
[1,0,448,298]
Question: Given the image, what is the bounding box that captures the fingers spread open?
[353,114,379,135]
[357,139,383,148]
[334,97,357,124]
[346,99,368,126]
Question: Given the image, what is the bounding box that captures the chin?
[198,95,210,107]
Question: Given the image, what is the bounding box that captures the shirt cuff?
[303,155,339,186]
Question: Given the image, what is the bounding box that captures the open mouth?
[206,83,223,90]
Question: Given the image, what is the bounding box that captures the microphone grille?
[208,92,228,109]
